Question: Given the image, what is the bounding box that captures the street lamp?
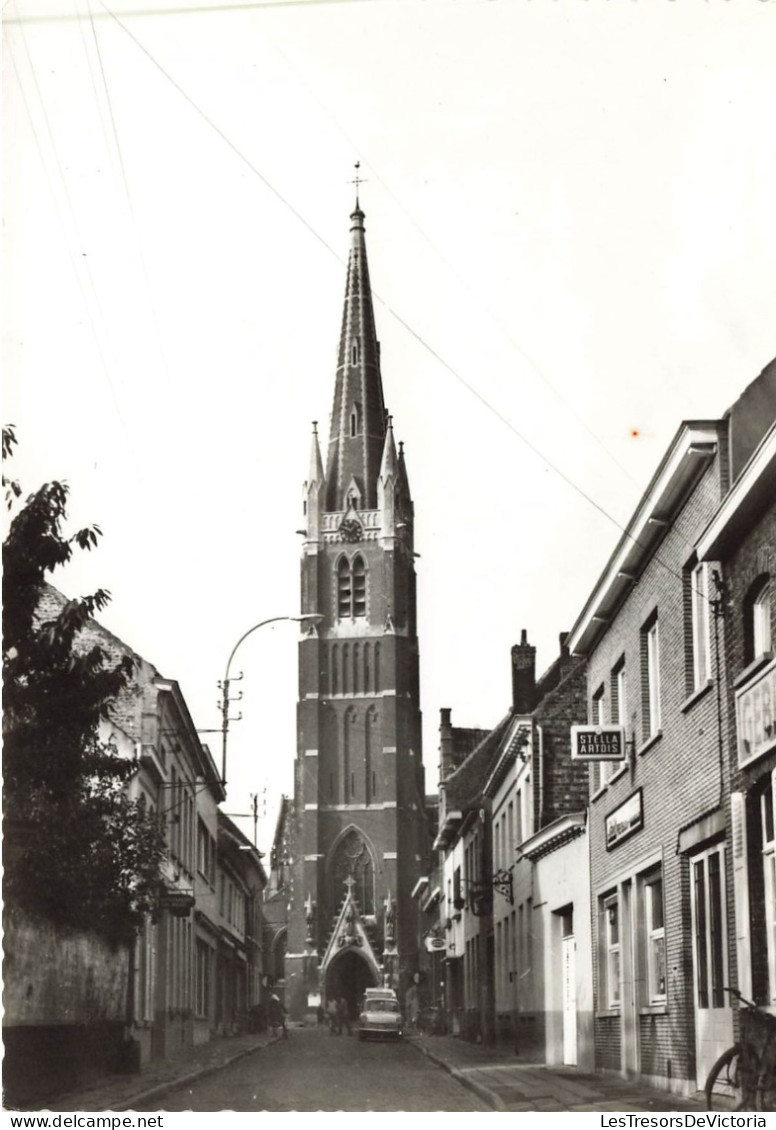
[219,614,322,788]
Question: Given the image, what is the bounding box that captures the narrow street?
[133,1028,489,1112]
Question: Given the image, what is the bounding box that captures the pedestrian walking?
[338,996,352,1036]
[327,997,340,1035]
[269,993,288,1039]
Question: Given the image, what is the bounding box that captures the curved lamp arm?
[220,613,322,788]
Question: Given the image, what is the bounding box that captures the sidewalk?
[409,1033,709,1113]
[38,1030,280,1113]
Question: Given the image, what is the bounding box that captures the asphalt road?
[137,1027,491,1112]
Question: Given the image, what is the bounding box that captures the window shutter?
[731,791,752,999]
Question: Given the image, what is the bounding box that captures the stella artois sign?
[570,725,626,762]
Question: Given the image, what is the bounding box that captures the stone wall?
[3,907,129,1108]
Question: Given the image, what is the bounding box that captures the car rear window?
[367,1000,399,1012]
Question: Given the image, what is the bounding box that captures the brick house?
[483,633,591,1066]
[696,391,776,1016]
[431,632,589,1056]
[567,363,776,1097]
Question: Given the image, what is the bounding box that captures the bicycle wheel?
[705,1044,758,1111]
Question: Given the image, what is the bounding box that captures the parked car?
[358,989,403,1041]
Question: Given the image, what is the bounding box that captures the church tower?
[285,200,427,1019]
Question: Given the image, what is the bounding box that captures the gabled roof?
[697,422,776,560]
[567,421,720,657]
[435,713,512,850]
[319,885,383,981]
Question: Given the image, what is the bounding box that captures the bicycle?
[705,987,776,1111]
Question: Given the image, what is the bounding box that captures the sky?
[4,0,776,855]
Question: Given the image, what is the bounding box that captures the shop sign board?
[570,725,626,762]
[736,657,776,769]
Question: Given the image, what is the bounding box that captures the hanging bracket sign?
[570,725,626,762]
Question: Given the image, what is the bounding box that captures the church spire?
[324,201,387,512]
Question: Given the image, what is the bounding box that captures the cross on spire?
[344,873,356,897]
[350,161,367,207]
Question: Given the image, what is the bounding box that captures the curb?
[63,1035,281,1112]
[406,1036,506,1112]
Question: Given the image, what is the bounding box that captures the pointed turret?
[379,415,398,482]
[377,415,398,536]
[308,420,325,488]
[397,440,412,504]
[305,421,325,542]
[325,204,387,512]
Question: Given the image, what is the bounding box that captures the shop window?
[761,774,776,1004]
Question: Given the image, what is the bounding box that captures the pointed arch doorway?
[325,949,377,1022]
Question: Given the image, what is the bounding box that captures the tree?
[3,427,166,941]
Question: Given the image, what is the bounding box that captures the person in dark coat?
[269,993,288,1038]
[338,996,352,1036]
[327,997,340,1035]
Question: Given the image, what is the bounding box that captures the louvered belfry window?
[337,558,352,618]
[353,556,366,617]
[337,556,366,619]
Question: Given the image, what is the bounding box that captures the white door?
[690,844,733,1088]
[562,913,577,1066]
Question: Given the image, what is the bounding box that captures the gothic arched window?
[353,644,360,694]
[330,829,375,915]
[336,556,367,620]
[337,558,352,619]
[364,643,371,693]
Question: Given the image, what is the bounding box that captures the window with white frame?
[591,684,610,791]
[642,614,661,740]
[643,871,666,1003]
[761,774,776,1004]
[754,577,773,658]
[603,894,621,1009]
[691,562,712,690]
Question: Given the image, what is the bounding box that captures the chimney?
[439,708,454,780]
[511,630,536,713]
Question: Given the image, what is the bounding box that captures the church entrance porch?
[325,950,377,1023]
